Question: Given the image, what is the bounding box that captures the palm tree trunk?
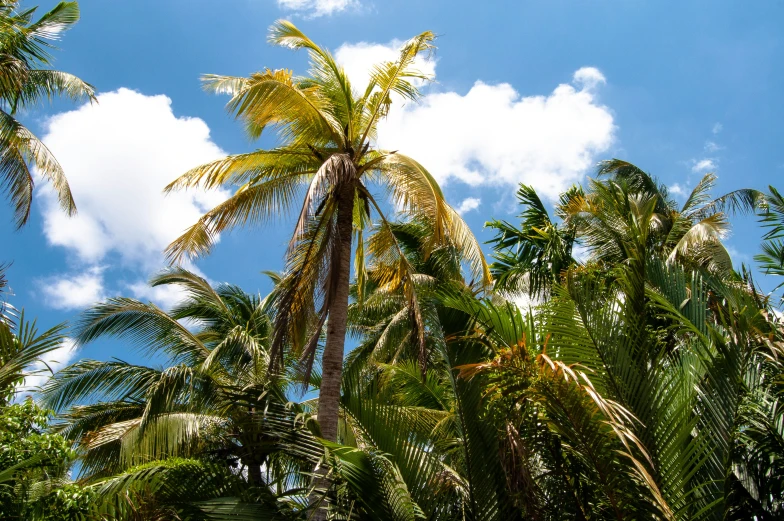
[318,182,355,442]
[310,183,355,521]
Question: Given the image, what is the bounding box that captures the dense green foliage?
[4,165,779,520]
[0,401,93,520]
[0,3,781,520]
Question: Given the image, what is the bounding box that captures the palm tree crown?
[165,21,489,442]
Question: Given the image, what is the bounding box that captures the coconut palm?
[571,160,765,275]
[0,1,95,227]
[491,160,767,303]
[42,268,465,520]
[0,311,67,405]
[42,268,323,502]
[164,20,489,444]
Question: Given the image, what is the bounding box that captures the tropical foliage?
[163,20,489,447]
[0,0,94,227]
[0,6,782,521]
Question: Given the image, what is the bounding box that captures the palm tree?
[487,184,581,299]
[0,1,95,227]
[42,268,317,485]
[572,159,765,274]
[43,268,455,520]
[756,186,784,303]
[164,21,489,443]
[0,305,67,406]
[492,160,765,302]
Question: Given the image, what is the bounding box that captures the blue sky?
[3,0,783,389]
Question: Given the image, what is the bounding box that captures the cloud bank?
[37,88,228,309]
[336,40,615,201]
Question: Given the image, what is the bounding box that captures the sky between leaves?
[2,0,783,392]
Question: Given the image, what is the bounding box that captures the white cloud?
[38,267,105,310]
[335,39,436,93]
[725,244,748,266]
[572,67,607,90]
[18,338,77,398]
[126,279,188,311]
[277,0,355,17]
[455,197,481,215]
[669,183,686,196]
[36,89,230,311]
[692,158,717,173]
[39,88,229,269]
[712,122,723,134]
[375,72,615,200]
[335,43,614,199]
[704,140,722,152]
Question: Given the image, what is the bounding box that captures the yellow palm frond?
[166,172,312,263]
[362,189,426,361]
[201,74,250,96]
[268,20,355,139]
[0,109,74,227]
[222,68,343,146]
[666,213,729,265]
[164,147,317,192]
[377,153,491,287]
[357,31,435,146]
[443,205,492,288]
[291,153,356,251]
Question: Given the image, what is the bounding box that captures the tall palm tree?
[164,21,489,443]
[0,1,95,227]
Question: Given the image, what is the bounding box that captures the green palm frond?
[0,1,92,227]
[0,108,74,227]
[73,297,210,364]
[0,311,67,398]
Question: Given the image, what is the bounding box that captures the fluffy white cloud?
[335,40,436,92]
[38,267,105,310]
[335,42,615,200]
[712,122,723,134]
[277,0,355,17]
[669,183,686,196]
[455,197,481,215]
[39,88,228,268]
[36,89,229,310]
[18,338,77,397]
[377,74,615,199]
[692,158,717,173]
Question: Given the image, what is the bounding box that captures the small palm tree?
[165,21,488,443]
[487,184,581,299]
[492,160,766,302]
[0,1,95,227]
[42,268,316,486]
[572,159,764,274]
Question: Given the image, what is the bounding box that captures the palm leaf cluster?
[164,20,489,445]
[0,0,94,227]
[0,13,782,520]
